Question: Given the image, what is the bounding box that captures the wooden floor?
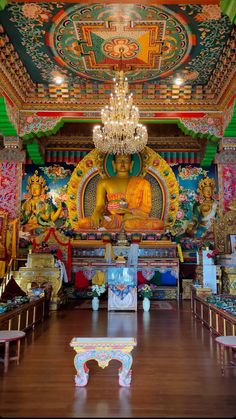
[0,300,236,418]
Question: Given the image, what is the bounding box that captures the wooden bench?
[70,337,137,387]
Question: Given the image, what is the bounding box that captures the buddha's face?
[113,154,133,175]
[30,183,42,197]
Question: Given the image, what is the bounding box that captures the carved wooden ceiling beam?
[8,0,220,4]
[0,24,35,105]
[40,134,202,152]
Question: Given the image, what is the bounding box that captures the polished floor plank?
[0,300,235,418]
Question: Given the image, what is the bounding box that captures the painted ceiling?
[0,2,233,87]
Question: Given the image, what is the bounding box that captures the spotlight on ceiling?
[54,76,64,85]
[174,78,183,86]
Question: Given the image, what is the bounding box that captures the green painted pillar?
[220,0,236,24]
[26,138,44,164]
[0,0,7,11]
[0,97,18,136]
[224,103,236,137]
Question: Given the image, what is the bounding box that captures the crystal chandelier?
[93,70,148,155]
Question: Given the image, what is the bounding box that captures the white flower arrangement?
[91,284,106,298]
[139,284,153,299]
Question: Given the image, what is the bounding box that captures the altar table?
[70,337,137,387]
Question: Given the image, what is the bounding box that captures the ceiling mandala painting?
[0,2,232,85]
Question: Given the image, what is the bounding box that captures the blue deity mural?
[20,164,74,236]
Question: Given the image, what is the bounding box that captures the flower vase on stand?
[143,297,150,312]
[92,297,99,311]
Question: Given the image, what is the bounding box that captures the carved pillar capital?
[0,148,25,162]
[3,136,22,149]
[215,150,236,164]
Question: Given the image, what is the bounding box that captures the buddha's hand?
[91,210,102,228]
[115,208,130,215]
[119,208,136,220]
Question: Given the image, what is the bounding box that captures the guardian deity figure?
[21,170,63,232]
[186,176,218,237]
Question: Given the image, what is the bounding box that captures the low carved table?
[70,337,137,387]
[0,330,26,373]
[215,335,236,375]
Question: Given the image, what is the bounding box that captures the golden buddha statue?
[186,176,218,237]
[21,170,63,233]
[77,154,164,231]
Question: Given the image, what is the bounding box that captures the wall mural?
[171,164,218,237]
[0,162,22,220]
[19,164,74,249]
[20,162,219,245]
[221,164,236,211]
[170,163,219,261]
[0,3,232,86]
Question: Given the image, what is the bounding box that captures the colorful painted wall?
[171,162,218,238]
[20,161,219,243]
[20,163,74,239]
[0,162,22,220]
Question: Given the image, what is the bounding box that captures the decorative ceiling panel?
[0,2,233,87]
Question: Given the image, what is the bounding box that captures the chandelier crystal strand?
[93,70,148,155]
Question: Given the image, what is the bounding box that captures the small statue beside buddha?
[77,154,164,231]
[20,170,64,233]
[186,176,218,237]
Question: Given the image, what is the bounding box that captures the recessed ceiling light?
[54,76,64,85]
[174,78,183,86]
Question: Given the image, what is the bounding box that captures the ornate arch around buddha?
[67,146,179,230]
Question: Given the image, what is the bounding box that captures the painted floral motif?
[176,208,185,221]
[85,160,93,168]
[103,38,139,59]
[178,165,208,180]
[20,114,61,136]
[171,185,202,237]
[22,3,51,23]
[110,284,133,300]
[222,165,236,210]
[0,162,21,219]
[8,2,64,82]
[179,4,231,85]
[180,116,222,137]
[194,5,221,22]
[39,165,71,181]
